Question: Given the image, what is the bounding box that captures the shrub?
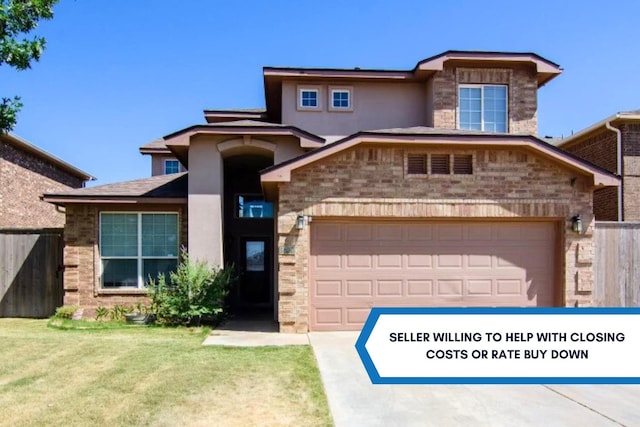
[95,306,109,321]
[53,305,80,320]
[147,249,234,326]
[109,305,131,321]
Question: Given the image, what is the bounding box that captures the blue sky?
[3,0,640,185]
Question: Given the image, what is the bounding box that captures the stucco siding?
[281,81,427,135]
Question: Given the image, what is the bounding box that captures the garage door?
[309,221,557,331]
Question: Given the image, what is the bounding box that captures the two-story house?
[44,51,619,332]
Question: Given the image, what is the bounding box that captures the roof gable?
[261,129,619,188]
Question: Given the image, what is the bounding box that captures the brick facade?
[62,203,188,318]
[276,144,594,332]
[621,123,640,220]
[561,122,640,221]
[432,66,538,135]
[0,140,85,228]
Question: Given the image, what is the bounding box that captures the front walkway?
[202,315,309,346]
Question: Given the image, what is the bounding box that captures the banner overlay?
[354,307,640,384]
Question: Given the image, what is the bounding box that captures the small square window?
[300,89,318,108]
[332,90,350,109]
[430,154,450,174]
[164,159,180,174]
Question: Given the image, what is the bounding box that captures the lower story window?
[100,212,179,289]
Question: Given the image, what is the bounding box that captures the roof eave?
[557,113,640,148]
[2,133,95,181]
[43,196,188,205]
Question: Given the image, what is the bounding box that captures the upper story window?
[331,90,350,109]
[164,159,180,174]
[329,86,353,111]
[299,88,319,109]
[458,85,507,133]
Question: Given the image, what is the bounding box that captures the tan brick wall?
[431,66,538,135]
[277,144,594,332]
[561,128,619,220]
[621,123,640,220]
[62,203,188,318]
[0,141,85,228]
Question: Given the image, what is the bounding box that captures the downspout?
[604,121,623,221]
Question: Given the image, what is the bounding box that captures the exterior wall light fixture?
[296,214,312,230]
[571,214,583,234]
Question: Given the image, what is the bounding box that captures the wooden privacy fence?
[0,228,63,318]
[594,222,640,307]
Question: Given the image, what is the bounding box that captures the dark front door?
[238,237,271,307]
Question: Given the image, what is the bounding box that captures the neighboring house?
[43,51,619,332]
[0,133,93,228]
[555,111,640,221]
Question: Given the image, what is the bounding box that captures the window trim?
[297,86,321,111]
[163,159,180,175]
[328,86,353,111]
[457,84,508,132]
[99,212,179,289]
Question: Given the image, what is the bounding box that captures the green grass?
[0,319,332,427]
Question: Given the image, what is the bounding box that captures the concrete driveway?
[309,332,640,427]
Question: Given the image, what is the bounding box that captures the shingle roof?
[45,172,187,199]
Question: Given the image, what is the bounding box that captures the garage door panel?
[466,224,493,241]
[407,280,433,295]
[467,279,493,295]
[497,279,524,296]
[377,254,403,268]
[406,225,433,241]
[377,224,404,241]
[310,221,557,331]
[346,224,372,241]
[376,280,403,296]
[437,279,464,296]
[314,280,342,297]
[438,224,463,240]
[407,254,432,268]
[346,280,372,296]
[468,254,493,268]
[313,223,342,241]
[436,253,463,268]
[314,254,341,268]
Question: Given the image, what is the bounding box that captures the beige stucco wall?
[276,143,595,332]
[188,136,224,266]
[281,81,427,135]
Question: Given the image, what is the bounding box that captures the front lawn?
[0,319,332,426]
